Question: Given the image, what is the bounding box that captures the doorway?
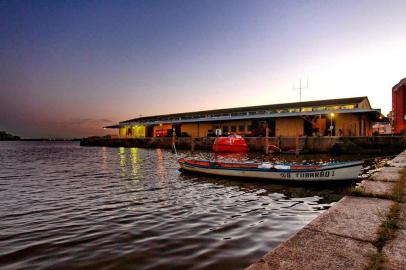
[304,120,313,136]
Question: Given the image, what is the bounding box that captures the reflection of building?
[106,96,386,138]
[392,78,406,134]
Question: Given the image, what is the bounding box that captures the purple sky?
[1,0,405,138]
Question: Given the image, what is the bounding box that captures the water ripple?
[0,141,388,270]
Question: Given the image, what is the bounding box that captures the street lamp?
[330,113,335,136]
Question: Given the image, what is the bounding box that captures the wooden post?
[265,127,269,154]
[191,137,195,152]
[295,135,299,156]
[319,114,322,136]
[214,130,219,153]
[171,128,177,154]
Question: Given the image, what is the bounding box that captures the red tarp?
[213,135,249,152]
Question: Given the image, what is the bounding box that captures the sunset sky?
[1,0,405,138]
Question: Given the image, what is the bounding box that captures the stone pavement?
[382,225,406,270]
[382,203,406,269]
[246,150,406,270]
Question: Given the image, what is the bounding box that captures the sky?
[1,0,405,138]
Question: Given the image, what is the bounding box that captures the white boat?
[178,158,363,182]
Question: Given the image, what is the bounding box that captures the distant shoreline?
[0,139,81,141]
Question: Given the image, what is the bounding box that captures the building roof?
[121,96,369,124]
[104,108,386,128]
[104,96,390,128]
[393,78,406,90]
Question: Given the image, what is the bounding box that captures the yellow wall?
[335,114,359,136]
[118,113,373,138]
[181,123,200,137]
[312,116,327,136]
[119,127,127,137]
[118,126,146,137]
[130,125,146,137]
[334,114,373,136]
[197,123,213,137]
[181,123,214,137]
[180,123,215,137]
[276,118,304,137]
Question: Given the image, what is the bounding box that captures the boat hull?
[213,145,249,152]
[179,159,363,182]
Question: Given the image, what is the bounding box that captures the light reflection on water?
[0,141,390,270]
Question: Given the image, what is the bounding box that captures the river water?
[0,141,388,270]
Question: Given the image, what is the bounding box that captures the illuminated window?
[327,106,340,110]
[340,104,355,109]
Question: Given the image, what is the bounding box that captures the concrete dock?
[81,136,405,154]
[246,150,406,270]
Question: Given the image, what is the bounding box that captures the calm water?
[0,141,388,270]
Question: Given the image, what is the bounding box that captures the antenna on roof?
[293,79,308,112]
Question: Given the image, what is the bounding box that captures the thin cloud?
[54,118,114,127]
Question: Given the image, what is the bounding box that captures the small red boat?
[213,135,249,152]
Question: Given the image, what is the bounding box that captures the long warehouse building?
[106,96,386,138]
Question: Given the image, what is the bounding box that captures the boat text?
[280,170,335,179]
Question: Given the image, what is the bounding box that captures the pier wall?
[80,136,406,154]
[246,150,406,270]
